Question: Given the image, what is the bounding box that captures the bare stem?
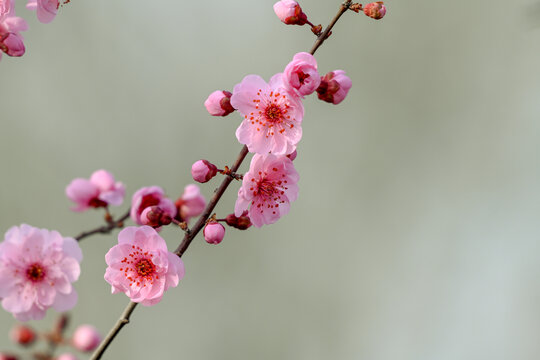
[90,1,353,358]
[90,302,138,360]
[75,210,130,242]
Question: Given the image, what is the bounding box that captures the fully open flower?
[0,225,82,321]
[104,226,185,306]
[130,186,177,225]
[0,0,28,60]
[235,154,299,227]
[231,74,304,155]
[66,169,125,212]
[283,52,321,97]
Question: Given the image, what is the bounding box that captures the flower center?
[26,263,46,283]
[135,258,155,278]
[298,71,309,84]
[257,180,276,198]
[139,194,160,213]
[264,104,283,123]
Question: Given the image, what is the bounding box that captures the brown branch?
[90,2,354,358]
[74,209,130,242]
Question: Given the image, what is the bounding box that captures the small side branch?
[75,210,130,242]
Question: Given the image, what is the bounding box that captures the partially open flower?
[72,325,101,352]
[204,90,235,116]
[0,0,28,61]
[203,222,225,244]
[364,2,386,20]
[66,169,125,212]
[273,0,307,25]
[283,52,321,97]
[175,184,206,223]
[130,186,177,226]
[316,70,352,105]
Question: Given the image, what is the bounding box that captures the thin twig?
[90,1,354,357]
[89,302,138,360]
[75,210,130,242]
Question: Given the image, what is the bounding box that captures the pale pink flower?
[316,70,352,105]
[0,225,82,321]
[0,0,28,61]
[130,186,177,225]
[191,160,218,183]
[235,154,299,227]
[273,0,307,25]
[104,226,185,306]
[65,169,125,212]
[72,325,101,352]
[231,74,304,155]
[203,222,225,244]
[283,52,320,97]
[204,90,234,116]
[175,184,206,223]
[26,0,59,24]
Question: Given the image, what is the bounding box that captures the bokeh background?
[2,0,540,359]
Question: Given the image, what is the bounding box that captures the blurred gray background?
[2,0,540,359]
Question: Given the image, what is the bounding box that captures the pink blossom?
[72,325,101,352]
[26,0,59,24]
[231,74,304,155]
[283,52,321,97]
[66,169,125,212]
[204,90,234,116]
[130,186,177,225]
[273,0,307,25]
[56,354,79,360]
[235,154,299,227]
[203,222,225,244]
[0,0,28,60]
[191,159,218,183]
[316,70,352,105]
[9,324,36,346]
[364,2,386,20]
[175,184,206,223]
[0,225,82,321]
[104,226,185,306]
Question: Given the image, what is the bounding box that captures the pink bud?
[9,325,36,346]
[203,222,225,244]
[71,325,101,353]
[191,160,218,183]
[316,70,352,105]
[286,149,297,161]
[141,206,172,228]
[204,90,234,116]
[56,354,79,360]
[225,211,252,230]
[364,2,386,20]
[0,353,18,360]
[273,0,307,25]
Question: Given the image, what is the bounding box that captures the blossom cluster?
[0,0,60,60]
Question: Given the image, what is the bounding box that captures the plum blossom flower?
[191,159,218,183]
[175,184,206,223]
[130,186,176,225]
[0,225,82,321]
[104,226,185,306]
[316,70,352,105]
[26,0,59,24]
[203,222,225,244]
[204,90,234,116]
[231,74,304,155]
[273,0,307,25]
[364,2,386,20]
[235,154,299,227]
[72,325,101,352]
[283,52,321,97]
[66,169,125,212]
[0,0,28,61]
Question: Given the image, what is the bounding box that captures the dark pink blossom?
[231,74,304,155]
[130,186,177,225]
[104,226,185,306]
[0,225,82,321]
[235,154,299,227]
[0,0,28,60]
[66,170,125,212]
[316,70,352,105]
[283,52,320,97]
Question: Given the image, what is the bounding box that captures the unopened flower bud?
[286,150,297,161]
[203,222,225,244]
[56,354,79,360]
[9,325,36,346]
[72,325,101,352]
[191,160,218,183]
[141,206,172,227]
[273,0,308,25]
[364,2,386,20]
[0,353,18,360]
[204,91,235,116]
[225,211,252,230]
[316,70,352,105]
